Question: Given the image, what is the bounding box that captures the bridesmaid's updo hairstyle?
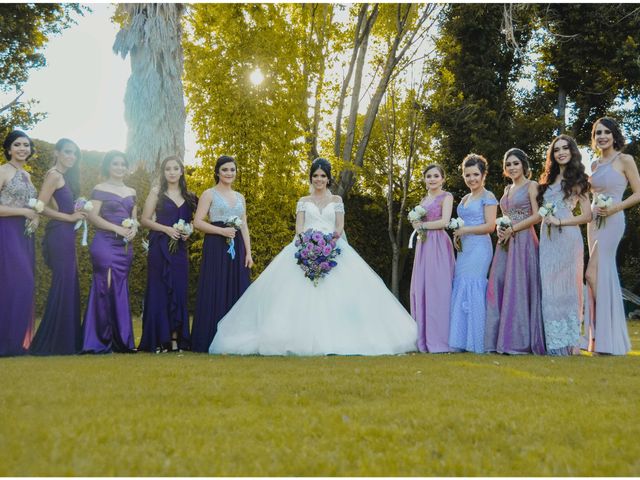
[461,153,488,176]
[101,150,128,178]
[3,129,35,161]
[55,138,81,197]
[214,155,236,183]
[591,116,626,152]
[423,163,445,178]
[503,148,531,178]
[310,157,332,186]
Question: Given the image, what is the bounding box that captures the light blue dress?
[449,189,497,353]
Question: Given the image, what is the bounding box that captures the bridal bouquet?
[121,217,139,253]
[537,202,558,239]
[447,217,465,252]
[407,205,427,248]
[594,193,613,229]
[73,197,94,246]
[294,229,341,287]
[495,215,512,251]
[168,218,193,254]
[225,215,243,259]
[24,197,44,236]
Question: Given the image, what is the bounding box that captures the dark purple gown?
[30,184,82,355]
[82,189,136,353]
[138,196,193,352]
[0,170,36,356]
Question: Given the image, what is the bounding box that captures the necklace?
[53,168,66,175]
[7,161,21,170]
[105,180,125,187]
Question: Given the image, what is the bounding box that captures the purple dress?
[410,192,454,353]
[30,184,82,355]
[0,170,36,356]
[485,182,545,354]
[191,189,250,353]
[585,161,631,355]
[82,189,136,353]
[138,196,193,352]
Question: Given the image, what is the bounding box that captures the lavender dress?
[585,161,631,355]
[539,184,583,355]
[485,182,545,354]
[30,184,82,355]
[82,190,136,353]
[138,196,193,352]
[410,192,454,353]
[0,170,36,356]
[449,190,497,353]
[191,189,250,353]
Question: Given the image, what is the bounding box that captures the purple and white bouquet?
[24,197,44,236]
[537,202,558,239]
[495,215,512,251]
[225,215,243,259]
[73,197,94,246]
[121,217,140,253]
[407,205,427,248]
[594,193,613,229]
[168,218,193,254]
[447,217,465,252]
[294,229,341,286]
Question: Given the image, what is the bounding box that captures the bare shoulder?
[298,195,311,203]
[528,180,539,191]
[332,194,343,204]
[620,153,637,167]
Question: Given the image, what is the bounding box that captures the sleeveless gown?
[82,190,136,353]
[449,189,497,353]
[0,170,36,356]
[191,189,250,353]
[409,192,455,353]
[585,161,631,355]
[30,183,82,355]
[485,182,545,354]
[138,196,193,352]
[539,184,583,355]
[209,201,417,355]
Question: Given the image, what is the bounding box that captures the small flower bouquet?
[294,229,341,286]
[407,205,427,248]
[224,215,243,259]
[168,218,193,254]
[537,202,558,239]
[73,197,94,246]
[447,217,465,252]
[594,193,613,229]
[121,217,140,253]
[24,197,44,236]
[495,215,512,251]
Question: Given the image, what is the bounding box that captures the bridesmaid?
[191,155,253,353]
[82,151,138,353]
[409,164,454,353]
[537,135,591,356]
[30,138,87,355]
[485,148,545,355]
[584,117,640,355]
[449,154,498,353]
[0,130,38,356]
[138,156,197,353]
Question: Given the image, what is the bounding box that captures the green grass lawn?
[1,321,639,476]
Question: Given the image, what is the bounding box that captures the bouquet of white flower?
[594,193,613,229]
[537,202,558,239]
[495,215,512,251]
[24,198,44,236]
[447,217,465,252]
[121,217,140,253]
[168,218,194,254]
[407,205,427,248]
[225,215,243,259]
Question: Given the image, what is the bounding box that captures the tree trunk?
[556,86,567,132]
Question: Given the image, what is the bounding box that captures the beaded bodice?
[500,182,532,224]
[0,170,37,208]
[208,189,245,222]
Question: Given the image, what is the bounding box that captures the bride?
[209,158,417,355]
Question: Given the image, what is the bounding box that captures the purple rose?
[295,239,301,247]
[322,245,332,256]
[317,238,326,247]
[314,245,322,254]
[311,231,323,242]
[320,262,330,271]
[300,250,308,259]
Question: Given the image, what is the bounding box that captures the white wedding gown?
[209,201,418,355]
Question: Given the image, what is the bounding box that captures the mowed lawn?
[1,320,639,476]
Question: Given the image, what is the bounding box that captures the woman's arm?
[333,196,344,237]
[193,189,236,238]
[607,154,640,214]
[87,198,130,238]
[39,170,87,223]
[456,204,498,236]
[239,195,253,268]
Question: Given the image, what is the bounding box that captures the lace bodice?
[208,189,245,222]
[0,170,37,208]
[296,201,345,233]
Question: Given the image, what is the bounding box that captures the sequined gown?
[0,169,36,356]
[485,182,545,354]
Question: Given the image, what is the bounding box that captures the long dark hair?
[3,130,35,161]
[536,134,589,206]
[101,150,128,178]
[54,138,81,197]
[157,155,197,214]
[591,116,626,153]
[503,148,531,179]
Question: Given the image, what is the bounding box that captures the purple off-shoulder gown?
[485,182,545,355]
[410,192,454,353]
[82,189,136,353]
[30,184,82,355]
[0,170,36,356]
[138,196,193,352]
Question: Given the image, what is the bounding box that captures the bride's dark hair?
[310,157,332,186]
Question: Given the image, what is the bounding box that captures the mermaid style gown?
[449,190,497,353]
[210,201,417,355]
[539,184,583,355]
[585,161,631,355]
[409,192,455,353]
[0,170,36,356]
[82,190,136,353]
[30,184,82,355]
[138,196,193,352]
[485,182,545,354]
